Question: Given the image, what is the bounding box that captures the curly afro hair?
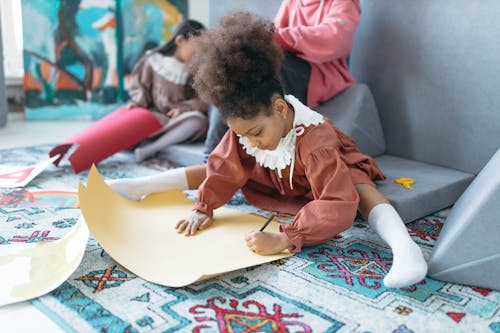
[189,11,284,120]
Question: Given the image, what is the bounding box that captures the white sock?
[367,203,428,288]
[106,167,188,200]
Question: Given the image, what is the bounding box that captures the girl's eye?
[252,130,262,137]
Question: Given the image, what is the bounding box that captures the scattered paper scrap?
[395,177,415,189]
[0,155,59,188]
[0,218,89,306]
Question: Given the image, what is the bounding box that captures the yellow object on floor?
[78,166,292,287]
[395,177,415,189]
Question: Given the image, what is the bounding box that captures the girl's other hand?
[175,211,212,236]
[167,108,182,118]
[245,230,292,255]
[127,102,138,109]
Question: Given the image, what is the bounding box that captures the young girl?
[274,0,360,108]
[108,12,427,289]
[127,19,208,162]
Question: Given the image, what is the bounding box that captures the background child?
[275,0,360,107]
[108,12,427,289]
[128,19,208,162]
[49,20,208,172]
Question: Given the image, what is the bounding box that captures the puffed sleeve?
[274,0,360,64]
[280,146,359,252]
[194,131,253,218]
[273,0,292,29]
[128,54,153,107]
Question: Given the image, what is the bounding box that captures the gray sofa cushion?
[428,148,500,290]
[317,84,385,157]
[160,142,205,167]
[349,0,500,174]
[207,0,280,27]
[374,155,474,223]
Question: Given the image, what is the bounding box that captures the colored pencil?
[259,213,277,232]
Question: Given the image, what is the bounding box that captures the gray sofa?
[161,0,500,224]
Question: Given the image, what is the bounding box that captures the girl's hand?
[167,108,182,118]
[245,230,292,255]
[175,211,212,236]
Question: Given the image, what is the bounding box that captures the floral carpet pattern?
[1,145,499,333]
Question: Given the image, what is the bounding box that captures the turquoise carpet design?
[1,145,499,332]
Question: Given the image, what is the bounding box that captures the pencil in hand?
[259,213,277,232]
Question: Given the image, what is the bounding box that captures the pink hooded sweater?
[274,0,361,107]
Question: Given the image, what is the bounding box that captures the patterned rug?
[1,145,499,333]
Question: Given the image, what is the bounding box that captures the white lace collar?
[238,95,324,189]
[148,53,189,85]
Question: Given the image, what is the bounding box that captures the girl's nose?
[249,139,260,148]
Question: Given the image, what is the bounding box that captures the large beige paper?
[79,166,292,287]
[0,218,89,306]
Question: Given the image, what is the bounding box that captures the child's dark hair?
[156,19,205,56]
[189,12,284,120]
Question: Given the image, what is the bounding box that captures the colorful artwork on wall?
[21,0,187,120]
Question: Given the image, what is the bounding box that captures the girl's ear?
[174,35,184,46]
[272,97,289,119]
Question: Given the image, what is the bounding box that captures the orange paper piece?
[78,166,292,287]
[395,177,415,189]
[49,106,162,173]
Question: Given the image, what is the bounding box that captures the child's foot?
[383,242,428,288]
[244,231,292,255]
[134,147,147,163]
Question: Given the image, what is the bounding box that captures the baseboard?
[5,76,24,104]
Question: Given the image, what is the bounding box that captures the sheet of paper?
[0,218,89,306]
[49,106,163,173]
[79,166,292,287]
[0,155,59,188]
